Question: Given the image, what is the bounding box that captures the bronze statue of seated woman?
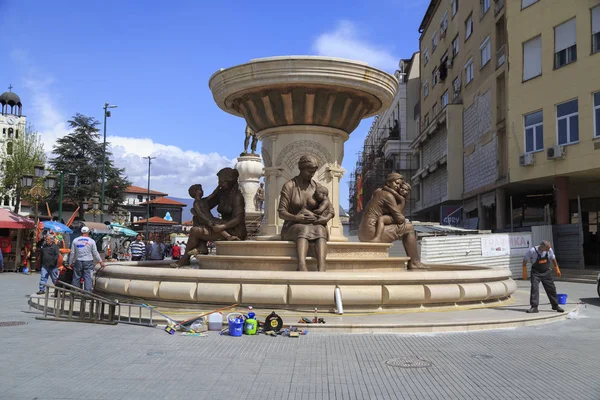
[171,168,247,268]
[278,155,334,272]
[358,172,428,270]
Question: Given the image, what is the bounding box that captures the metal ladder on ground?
[31,282,157,327]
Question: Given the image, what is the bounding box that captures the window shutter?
[592,6,600,35]
[523,36,542,80]
[554,18,576,52]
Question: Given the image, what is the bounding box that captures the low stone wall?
[95,263,516,311]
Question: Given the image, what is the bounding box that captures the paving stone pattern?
[1,274,600,400]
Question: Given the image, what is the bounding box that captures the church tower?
[0,85,27,211]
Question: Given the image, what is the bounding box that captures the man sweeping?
[522,240,564,314]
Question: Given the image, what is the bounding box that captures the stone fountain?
[95,56,516,311]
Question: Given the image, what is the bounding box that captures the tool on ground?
[264,311,283,332]
[179,303,238,327]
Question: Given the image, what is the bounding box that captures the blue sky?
[1,0,429,208]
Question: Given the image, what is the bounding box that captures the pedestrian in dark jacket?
[37,234,60,295]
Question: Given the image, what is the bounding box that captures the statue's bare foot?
[297,264,308,272]
[186,248,200,257]
[226,236,240,241]
[408,261,430,270]
[368,237,382,243]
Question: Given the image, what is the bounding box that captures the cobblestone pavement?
[1,273,599,400]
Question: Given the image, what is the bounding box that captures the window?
[465,14,473,40]
[441,91,449,108]
[465,58,474,84]
[7,128,13,138]
[481,0,490,16]
[432,67,439,86]
[452,34,460,57]
[524,110,544,153]
[423,113,430,128]
[432,102,439,116]
[592,5,600,54]
[137,195,143,202]
[424,80,429,97]
[452,77,462,98]
[556,99,579,145]
[522,0,539,9]
[424,47,429,64]
[15,129,19,139]
[554,18,577,69]
[480,36,491,67]
[594,91,600,138]
[2,128,5,135]
[523,35,542,81]
[6,142,12,155]
[432,31,438,50]
[451,0,458,17]
[440,12,448,37]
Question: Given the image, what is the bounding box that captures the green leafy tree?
[0,124,47,213]
[49,113,131,219]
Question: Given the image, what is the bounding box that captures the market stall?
[0,208,35,272]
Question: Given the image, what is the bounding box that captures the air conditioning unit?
[546,145,565,160]
[519,153,534,166]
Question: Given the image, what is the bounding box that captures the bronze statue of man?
[254,182,265,211]
[243,125,258,155]
[358,172,428,270]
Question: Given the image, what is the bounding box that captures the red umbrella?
[0,208,35,229]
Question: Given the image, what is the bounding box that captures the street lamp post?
[100,102,117,223]
[143,156,156,240]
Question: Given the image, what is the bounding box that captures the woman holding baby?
[357,172,428,270]
[278,155,334,272]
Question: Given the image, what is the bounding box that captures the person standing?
[149,239,165,260]
[179,241,186,257]
[37,234,60,295]
[69,227,104,292]
[171,242,181,260]
[0,245,4,273]
[128,234,146,261]
[522,240,564,313]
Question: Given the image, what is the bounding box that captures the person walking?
[522,240,564,313]
[149,239,165,260]
[69,227,104,292]
[37,234,60,295]
[128,234,146,261]
[179,241,186,257]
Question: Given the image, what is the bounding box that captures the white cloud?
[107,137,234,198]
[11,51,234,199]
[312,20,399,72]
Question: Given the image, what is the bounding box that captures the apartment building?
[349,55,420,229]
[411,0,508,229]
[506,0,600,265]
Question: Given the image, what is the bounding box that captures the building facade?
[413,0,508,229]
[349,56,420,229]
[506,0,600,265]
[0,86,27,212]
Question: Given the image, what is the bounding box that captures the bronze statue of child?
[370,181,410,242]
[311,185,333,219]
[190,184,239,241]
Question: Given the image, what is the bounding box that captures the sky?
[1,0,429,209]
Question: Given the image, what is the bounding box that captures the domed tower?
[0,85,27,211]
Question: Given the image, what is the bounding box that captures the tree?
[49,113,131,219]
[0,123,47,213]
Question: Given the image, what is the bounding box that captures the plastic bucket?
[557,293,567,305]
[22,267,29,274]
[227,313,244,337]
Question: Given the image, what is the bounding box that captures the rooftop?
[140,197,187,206]
[133,217,177,225]
[125,185,168,196]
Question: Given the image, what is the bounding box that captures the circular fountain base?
[95,241,516,311]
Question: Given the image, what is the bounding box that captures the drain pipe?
[335,287,344,315]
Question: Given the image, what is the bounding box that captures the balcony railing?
[494,0,505,15]
[496,45,506,69]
